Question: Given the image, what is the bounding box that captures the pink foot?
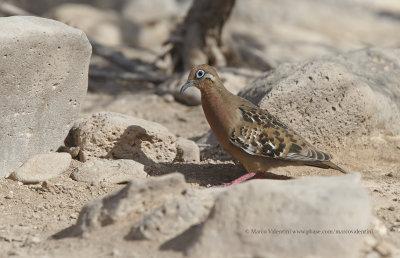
[222,171,260,186]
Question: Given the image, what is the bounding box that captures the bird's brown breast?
[201,87,240,146]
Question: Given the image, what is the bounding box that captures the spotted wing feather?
[229,105,331,163]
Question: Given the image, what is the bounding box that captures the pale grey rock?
[183,173,371,258]
[22,235,41,247]
[69,173,187,236]
[10,153,72,183]
[0,16,91,178]
[71,158,148,184]
[66,112,177,165]
[58,146,80,158]
[239,48,400,148]
[58,173,222,241]
[128,198,209,241]
[175,137,200,163]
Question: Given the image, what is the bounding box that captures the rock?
[158,67,262,106]
[56,173,222,241]
[4,191,14,199]
[175,138,200,163]
[58,146,80,158]
[10,153,72,184]
[177,173,371,258]
[71,158,148,184]
[0,16,91,178]
[22,235,41,247]
[48,3,122,46]
[128,198,209,241]
[66,112,177,165]
[239,48,400,148]
[67,173,188,236]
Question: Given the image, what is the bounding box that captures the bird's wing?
[229,104,331,162]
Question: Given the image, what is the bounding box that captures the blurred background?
[5,0,400,68]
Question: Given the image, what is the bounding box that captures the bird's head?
[180,64,221,94]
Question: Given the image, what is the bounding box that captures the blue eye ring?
[196,69,205,79]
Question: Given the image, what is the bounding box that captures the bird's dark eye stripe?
[196,69,205,78]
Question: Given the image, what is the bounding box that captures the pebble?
[22,236,41,247]
[163,94,175,103]
[5,191,14,199]
[388,206,395,211]
[10,153,72,184]
[110,249,121,257]
[385,172,393,177]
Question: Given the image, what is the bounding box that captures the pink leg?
[222,171,258,186]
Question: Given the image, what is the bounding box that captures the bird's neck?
[201,85,238,143]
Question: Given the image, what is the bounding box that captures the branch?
[88,36,155,75]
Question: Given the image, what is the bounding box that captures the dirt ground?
[1,78,399,257]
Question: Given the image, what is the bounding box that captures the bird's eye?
[196,69,205,79]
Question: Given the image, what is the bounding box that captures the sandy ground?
[1,79,399,257]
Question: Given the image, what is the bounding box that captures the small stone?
[175,137,200,163]
[10,153,71,184]
[110,249,120,257]
[71,158,148,184]
[4,191,13,199]
[22,236,40,247]
[388,206,395,211]
[70,213,78,219]
[58,146,80,158]
[385,172,393,177]
[163,94,175,103]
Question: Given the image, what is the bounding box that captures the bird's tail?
[305,160,348,174]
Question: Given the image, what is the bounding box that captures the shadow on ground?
[148,162,292,186]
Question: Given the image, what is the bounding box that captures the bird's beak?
[180,80,194,94]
